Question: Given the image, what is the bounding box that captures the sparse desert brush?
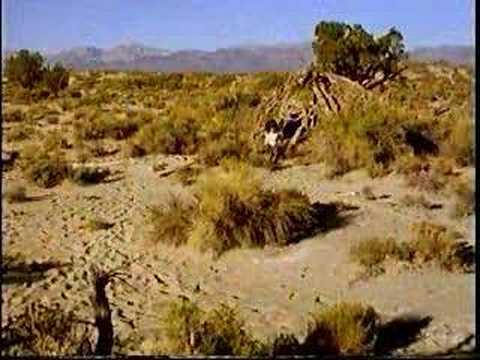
[443,110,474,166]
[398,156,447,192]
[303,302,379,355]
[269,333,302,356]
[187,159,317,254]
[302,96,408,177]
[349,237,401,271]
[74,111,140,141]
[451,180,474,218]
[351,222,470,273]
[148,193,196,246]
[157,299,264,356]
[2,303,90,356]
[3,184,28,203]
[68,165,111,185]
[130,116,200,156]
[410,221,462,269]
[20,143,69,188]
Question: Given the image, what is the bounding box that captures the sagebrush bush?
[149,159,321,255]
[130,117,200,155]
[68,166,111,185]
[2,303,90,356]
[303,302,379,355]
[351,222,469,273]
[74,111,140,141]
[20,143,69,188]
[156,299,264,356]
[149,194,196,246]
[350,237,400,270]
[410,221,461,270]
[187,159,317,255]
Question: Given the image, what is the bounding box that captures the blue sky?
[2,0,474,53]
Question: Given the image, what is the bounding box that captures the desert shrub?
[2,303,90,356]
[5,50,45,89]
[158,299,264,356]
[398,156,447,192]
[443,112,474,166]
[270,333,302,356]
[3,184,28,203]
[43,63,69,96]
[67,166,111,185]
[148,194,196,246]
[20,143,69,188]
[451,181,474,218]
[351,222,469,273]
[410,221,462,270]
[187,159,317,255]
[312,21,406,88]
[74,111,140,141]
[303,302,379,355]
[350,237,400,270]
[150,159,320,255]
[130,117,200,155]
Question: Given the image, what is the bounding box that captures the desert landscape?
[1,8,476,357]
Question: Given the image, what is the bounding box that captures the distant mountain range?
[2,43,473,73]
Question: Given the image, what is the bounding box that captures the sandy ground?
[1,153,475,355]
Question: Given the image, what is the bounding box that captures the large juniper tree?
[312,21,407,88]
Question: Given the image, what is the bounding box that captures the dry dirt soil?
[1,149,475,355]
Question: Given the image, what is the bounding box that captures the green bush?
[158,299,264,356]
[20,143,69,188]
[5,50,44,89]
[312,21,406,88]
[43,63,69,96]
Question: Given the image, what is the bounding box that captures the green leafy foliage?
[312,21,406,87]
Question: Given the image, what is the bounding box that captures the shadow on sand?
[374,315,432,355]
[1,259,73,286]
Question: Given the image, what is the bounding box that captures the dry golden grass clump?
[188,159,317,254]
[153,299,265,356]
[148,194,196,247]
[74,110,140,141]
[2,303,91,356]
[303,302,379,355]
[19,142,69,188]
[350,237,406,271]
[351,221,472,274]
[150,159,319,255]
[129,116,200,156]
[410,221,466,270]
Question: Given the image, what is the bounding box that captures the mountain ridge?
[3,43,473,72]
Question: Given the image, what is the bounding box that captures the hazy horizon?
[2,0,474,54]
